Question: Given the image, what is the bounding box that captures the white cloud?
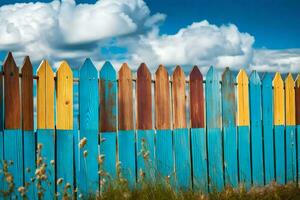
[0,0,299,74]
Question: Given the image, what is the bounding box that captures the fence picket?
[222,67,238,188]
[155,65,174,185]
[285,73,296,183]
[273,72,285,184]
[56,61,74,198]
[21,56,37,199]
[172,66,191,190]
[118,63,136,187]
[3,52,23,198]
[205,66,224,191]
[249,71,264,186]
[237,69,251,189]
[37,60,55,199]
[0,64,3,192]
[77,58,99,197]
[296,75,300,184]
[262,73,275,184]
[100,61,117,184]
[189,66,207,191]
[136,63,155,183]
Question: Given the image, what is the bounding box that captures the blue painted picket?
[249,71,264,186]
[0,71,3,192]
[77,58,99,197]
[100,61,117,182]
[221,67,238,188]
[262,73,275,184]
[286,126,296,182]
[206,66,224,191]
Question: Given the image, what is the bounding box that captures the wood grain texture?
[37,60,54,129]
[285,73,296,125]
[189,66,204,128]
[100,61,117,132]
[155,65,171,129]
[237,69,249,126]
[118,63,134,130]
[56,61,73,130]
[273,72,285,125]
[21,56,34,131]
[3,52,20,129]
[172,66,186,129]
[136,63,152,130]
[296,74,300,125]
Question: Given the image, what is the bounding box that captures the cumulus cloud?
[0,0,299,74]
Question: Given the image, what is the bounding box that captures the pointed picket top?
[221,67,236,127]
[206,66,218,82]
[136,63,152,130]
[236,69,250,126]
[118,63,134,130]
[172,65,186,129]
[189,66,204,128]
[56,60,73,130]
[100,61,116,80]
[21,56,34,131]
[3,52,21,129]
[296,74,300,125]
[250,70,261,85]
[285,73,295,125]
[273,72,284,125]
[80,58,98,76]
[262,73,273,86]
[155,64,171,129]
[37,60,55,129]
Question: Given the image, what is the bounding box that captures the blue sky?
[0,0,299,73]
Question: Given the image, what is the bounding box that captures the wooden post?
[172,65,191,190]
[249,70,263,186]
[3,52,23,198]
[189,66,208,191]
[237,69,251,189]
[155,65,174,185]
[118,63,136,187]
[21,56,37,199]
[262,73,275,184]
[206,66,224,191]
[100,61,117,185]
[136,63,155,183]
[273,72,285,184]
[36,60,55,199]
[285,73,296,183]
[222,67,238,188]
[77,58,99,197]
[56,61,74,198]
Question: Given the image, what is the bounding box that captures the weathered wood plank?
[172,66,186,129]
[221,67,238,188]
[154,65,174,185]
[56,61,73,130]
[262,73,275,184]
[236,69,251,189]
[285,73,296,183]
[4,52,20,129]
[296,74,300,184]
[100,61,117,181]
[205,66,223,191]
[273,72,285,184]
[77,58,99,197]
[37,60,55,129]
[155,65,171,129]
[189,66,204,128]
[0,66,3,192]
[249,70,263,186]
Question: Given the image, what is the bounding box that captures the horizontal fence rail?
[0,52,299,199]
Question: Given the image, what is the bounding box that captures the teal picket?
[262,73,274,184]
[0,70,3,192]
[249,71,264,186]
[100,61,117,183]
[221,67,238,188]
[286,126,296,182]
[205,66,224,191]
[77,58,99,197]
[274,125,285,184]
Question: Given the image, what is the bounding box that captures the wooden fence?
[0,52,300,199]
